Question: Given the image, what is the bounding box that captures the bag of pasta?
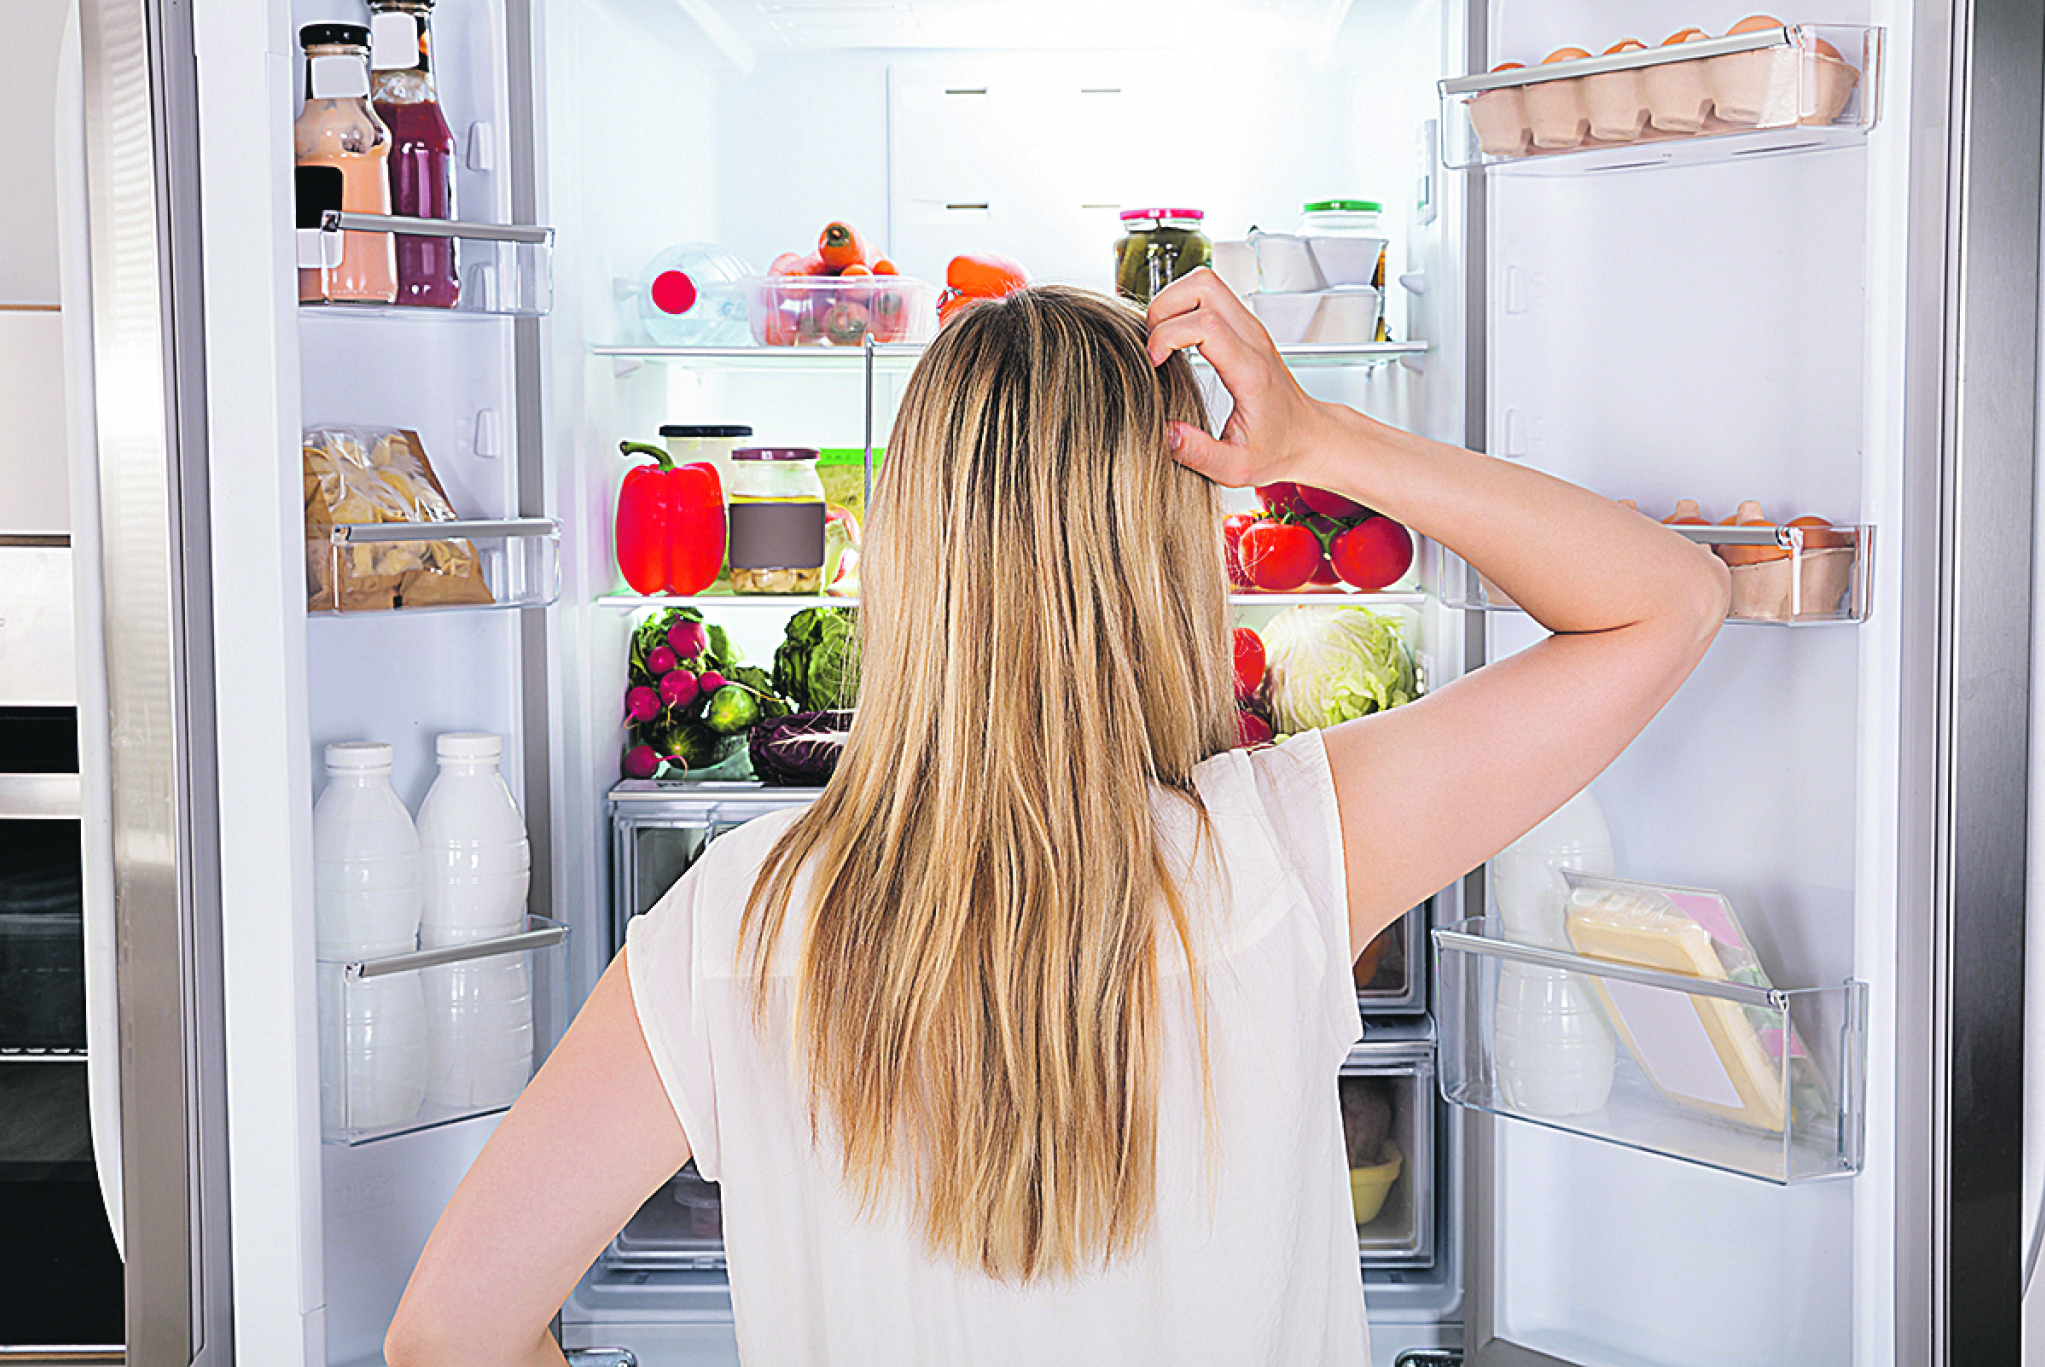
[302,428,494,612]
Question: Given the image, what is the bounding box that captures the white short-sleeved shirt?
[626,729,1369,1366]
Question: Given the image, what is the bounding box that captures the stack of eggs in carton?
[1467,15,1861,160]
[1208,200,1393,346]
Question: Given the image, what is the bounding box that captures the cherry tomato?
[1299,485,1365,518]
[1222,512,1258,588]
[1255,482,1310,517]
[1329,516,1414,591]
[1236,709,1274,748]
[1232,626,1265,702]
[1238,519,1320,591]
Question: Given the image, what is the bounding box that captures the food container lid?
[732,447,821,462]
[324,740,393,772]
[301,22,371,47]
[1304,199,1381,214]
[817,447,884,466]
[660,424,754,438]
[436,731,502,761]
[1120,208,1204,222]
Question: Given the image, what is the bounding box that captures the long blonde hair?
[740,286,1237,1280]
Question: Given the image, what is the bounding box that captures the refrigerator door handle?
[57,0,123,1262]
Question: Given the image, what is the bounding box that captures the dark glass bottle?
[369,0,459,308]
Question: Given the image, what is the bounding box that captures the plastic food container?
[816,448,878,525]
[742,275,939,347]
[1299,201,1387,290]
[1302,287,1383,344]
[1349,1142,1403,1224]
[727,447,826,595]
[1114,209,1212,304]
[1248,291,1321,344]
[1248,231,1322,293]
[1210,238,1259,296]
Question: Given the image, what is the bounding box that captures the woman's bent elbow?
[1681,546,1732,650]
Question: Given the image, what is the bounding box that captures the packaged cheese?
[303,427,494,613]
[1560,871,1824,1133]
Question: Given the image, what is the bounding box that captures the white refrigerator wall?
[1472,1,1905,1365]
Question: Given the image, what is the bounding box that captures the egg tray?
[1439,24,1880,170]
[1420,523,1872,625]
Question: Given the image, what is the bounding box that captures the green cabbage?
[773,606,860,712]
[1261,606,1417,732]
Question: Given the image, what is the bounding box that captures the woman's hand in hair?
[1144,268,1340,489]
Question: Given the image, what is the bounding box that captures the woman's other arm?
[383,955,692,1367]
[1148,270,1730,958]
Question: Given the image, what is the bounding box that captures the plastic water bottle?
[1489,788,1617,1117]
[635,244,753,346]
[416,733,533,1108]
[312,742,427,1132]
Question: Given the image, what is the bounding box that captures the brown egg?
[1544,46,1593,63]
[1605,39,1648,54]
[1727,14,1787,33]
[1786,514,1850,549]
[1718,500,1790,564]
[1662,27,1708,44]
[1661,498,1709,526]
[1492,61,1527,71]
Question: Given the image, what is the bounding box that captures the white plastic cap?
[436,731,503,762]
[325,741,393,772]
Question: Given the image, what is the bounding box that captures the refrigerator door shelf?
[309,517,562,616]
[300,212,555,318]
[1421,524,1872,625]
[317,914,568,1147]
[1441,26,1882,172]
[1434,917,1866,1185]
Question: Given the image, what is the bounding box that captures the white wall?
[0,0,73,535]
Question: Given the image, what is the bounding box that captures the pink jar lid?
[1120,208,1204,221]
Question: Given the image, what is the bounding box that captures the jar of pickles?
[1113,209,1212,305]
[727,447,826,595]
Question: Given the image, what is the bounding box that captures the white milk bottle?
[416,732,534,1108]
[1489,788,1617,1117]
[312,742,427,1132]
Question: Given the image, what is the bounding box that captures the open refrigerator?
[59,0,2040,1363]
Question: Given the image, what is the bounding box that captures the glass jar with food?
[1113,209,1211,305]
[727,447,827,595]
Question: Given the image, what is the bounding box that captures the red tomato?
[1298,485,1365,518]
[1330,516,1414,591]
[1256,482,1311,517]
[1236,709,1274,748]
[1238,519,1319,591]
[1222,512,1258,588]
[1232,627,1265,701]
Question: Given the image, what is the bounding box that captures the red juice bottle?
[369,0,459,308]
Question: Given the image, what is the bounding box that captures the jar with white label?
[727,448,826,594]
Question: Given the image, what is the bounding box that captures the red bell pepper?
[616,442,725,596]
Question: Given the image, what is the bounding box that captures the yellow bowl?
[1349,1141,1403,1225]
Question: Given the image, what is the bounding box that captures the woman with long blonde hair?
[387,276,1729,1366]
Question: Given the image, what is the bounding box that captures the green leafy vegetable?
[1260,606,1418,732]
[773,606,860,712]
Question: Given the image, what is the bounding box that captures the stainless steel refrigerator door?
[76,0,234,1361]
[1896,0,2043,1360]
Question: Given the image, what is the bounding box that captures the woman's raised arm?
[1148,270,1730,958]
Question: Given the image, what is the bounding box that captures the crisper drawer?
[1355,901,1426,1015]
[1341,1033,1436,1268]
